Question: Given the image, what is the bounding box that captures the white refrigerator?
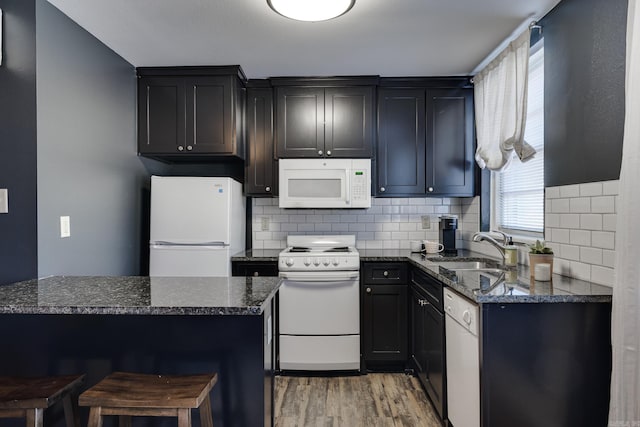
[149,176,245,277]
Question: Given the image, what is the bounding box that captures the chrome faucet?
[472,231,509,257]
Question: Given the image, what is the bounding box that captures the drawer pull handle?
[383,271,389,277]
[366,287,372,293]
[253,271,259,277]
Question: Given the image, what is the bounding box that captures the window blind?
[497,41,545,233]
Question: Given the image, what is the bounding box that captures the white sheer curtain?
[609,0,640,425]
[474,29,536,171]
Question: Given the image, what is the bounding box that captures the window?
[492,39,545,237]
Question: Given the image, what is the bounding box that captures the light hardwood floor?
[274,373,441,427]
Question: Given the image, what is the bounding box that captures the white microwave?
[278,158,371,209]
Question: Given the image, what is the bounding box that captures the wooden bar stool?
[79,372,217,427]
[0,374,85,427]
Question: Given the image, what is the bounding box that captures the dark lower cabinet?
[361,262,408,369]
[231,261,279,277]
[411,267,446,421]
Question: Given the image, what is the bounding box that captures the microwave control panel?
[351,170,368,202]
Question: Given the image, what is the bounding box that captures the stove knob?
[304,257,311,266]
[323,259,330,266]
[313,258,320,266]
[332,258,339,266]
[286,257,295,267]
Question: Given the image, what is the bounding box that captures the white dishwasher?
[444,288,480,427]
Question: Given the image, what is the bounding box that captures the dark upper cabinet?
[377,80,475,197]
[274,81,375,158]
[137,67,246,160]
[246,85,276,196]
[361,262,408,366]
[377,88,426,195]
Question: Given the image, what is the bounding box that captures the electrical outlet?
[0,189,8,214]
[261,217,269,231]
[60,216,71,238]
[421,215,431,229]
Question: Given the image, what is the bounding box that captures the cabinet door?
[185,76,234,154]
[246,88,275,196]
[231,261,279,277]
[423,300,445,419]
[138,77,185,154]
[362,284,408,362]
[377,88,426,195]
[426,88,475,196]
[325,87,374,158]
[275,87,324,157]
[411,287,427,376]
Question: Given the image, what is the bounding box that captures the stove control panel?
[278,255,360,271]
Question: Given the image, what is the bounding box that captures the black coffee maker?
[439,216,458,255]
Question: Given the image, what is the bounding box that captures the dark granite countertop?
[237,248,612,304]
[231,249,282,261]
[0,276,281,315]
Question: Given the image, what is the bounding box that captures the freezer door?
[150,176,231,244]
[149,245,230,277]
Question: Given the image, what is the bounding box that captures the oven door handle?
[279,271,359,282]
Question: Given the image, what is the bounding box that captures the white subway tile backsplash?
[315,223,332,232]
[375,231,391,240]
[400,222,417,231]
[383,222,400,232]
[374,198,391,206]
[544,180,618,286]
[391,198,409,205]
[592,231,615,249]
[560,214,580,229]
[559,184,580,198]
[545,186,560,199]
[603,214,617,231]
[602,250,616,268]
[580,247,603,265]
[602,180,619,195]
[551,199,571,213]
[560,244,581,261]
[591,266,615,286]
[569,229,591,246]
[391,231,409,240]
[348,223,366,232]
[591,196,616,213]
[579,214,603,231]
[383,205,401,214]
[569,197,591,213]
[579,182,603,197]
[331,223,349,232]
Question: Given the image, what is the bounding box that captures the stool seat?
[0,374,85,427]
[79,372,217,427]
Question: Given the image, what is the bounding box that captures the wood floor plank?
[274,373,441,427]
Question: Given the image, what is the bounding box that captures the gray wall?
[0,0,38,285]
[36,0,149,276]
[542,0,627,186]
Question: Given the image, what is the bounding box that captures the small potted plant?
[528,240,554,280]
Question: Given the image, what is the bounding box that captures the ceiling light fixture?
[267,0,355,22]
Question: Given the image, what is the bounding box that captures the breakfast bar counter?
[0,275,281,427]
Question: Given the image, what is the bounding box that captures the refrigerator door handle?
[151,241,228,247]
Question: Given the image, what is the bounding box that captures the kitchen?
[0,0,637,426]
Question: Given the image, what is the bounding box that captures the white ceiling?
[46,0,561,79]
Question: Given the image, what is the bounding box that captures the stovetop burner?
[324,247,350,253]
[289,247,310,253]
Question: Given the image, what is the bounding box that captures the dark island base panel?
[481,302,612,427]
[0,314,269,427]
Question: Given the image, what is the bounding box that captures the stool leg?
[199,395,214,427]
[119,415,132,427]
[87,407,103,427]
[62,393,81,427]
[177,408,191,427]
[25,408,43,427]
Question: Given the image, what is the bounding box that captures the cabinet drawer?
[362,263,408,285]
[231,261,279,277]
[411,268,444,311]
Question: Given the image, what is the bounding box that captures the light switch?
[60,216,71,238]
[0,189,8,214]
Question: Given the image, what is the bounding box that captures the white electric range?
[278,235,360,371]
